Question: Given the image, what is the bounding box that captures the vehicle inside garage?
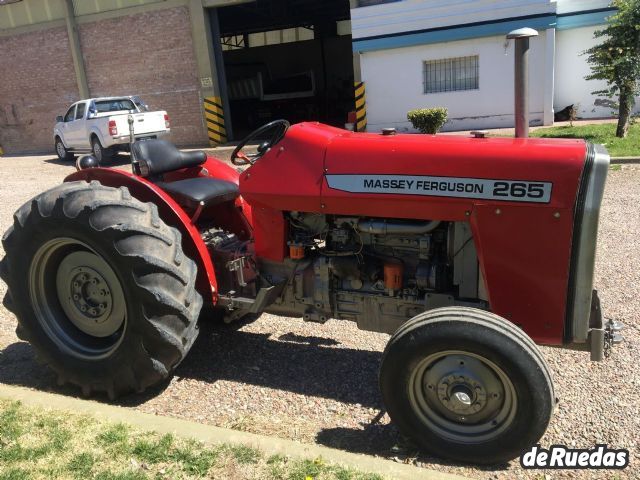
[213,0,354,139]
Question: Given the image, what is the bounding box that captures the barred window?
[423,56,479,94]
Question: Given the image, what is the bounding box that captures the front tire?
[1,181,202,398]
[380,307,555,464]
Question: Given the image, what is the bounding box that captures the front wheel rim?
[408,350,517,444]
[29,238,127,360]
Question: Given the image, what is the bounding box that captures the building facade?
[351,0,640,132]
[0,0,214,153]
[0,0,636,154]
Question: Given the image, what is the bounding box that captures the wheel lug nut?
[73,294,80,300]
[91,279,97,285]
[80,306,87,312]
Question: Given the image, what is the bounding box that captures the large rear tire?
[0,181,202,398]
[380,307,555,464]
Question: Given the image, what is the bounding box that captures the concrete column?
[63,0,89,99]
[189,0,232,144]
[543,28,556,126]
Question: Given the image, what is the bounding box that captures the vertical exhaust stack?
[506,28,539,138]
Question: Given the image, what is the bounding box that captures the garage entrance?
[212,0,354,140]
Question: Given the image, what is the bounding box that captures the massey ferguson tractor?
[0,119,619,464]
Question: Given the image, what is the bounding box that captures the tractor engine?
[207,212,487,334]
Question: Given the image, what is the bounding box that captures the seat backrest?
[132,139,206,177]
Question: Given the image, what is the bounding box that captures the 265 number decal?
[493,182,547,200]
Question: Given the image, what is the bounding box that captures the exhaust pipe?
[506,28,538,138]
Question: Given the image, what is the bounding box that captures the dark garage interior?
[213,0,354,139]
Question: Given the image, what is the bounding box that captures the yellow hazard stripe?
[354,82,366,132]
[203,96,227,145]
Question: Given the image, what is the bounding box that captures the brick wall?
[0,6,207,154]
[0,27,79,154]
[79,6,207,147]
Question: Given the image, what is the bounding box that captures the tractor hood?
[239,122,607,347]
[241,122,588,219]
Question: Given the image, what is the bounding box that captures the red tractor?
[0,120,619,464]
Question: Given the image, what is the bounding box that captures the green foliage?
[94,471,147,480]
[68,452,95,479]
[529,123,640,156]
[584,0,640,137]
[407,107,448,134]
[131,433,174,464]
[225,444,260,465]
[96,423,130,456]
[0,402,23,444]
[0,400,384,480]
[0,468,29,480]
[170,442,219,476]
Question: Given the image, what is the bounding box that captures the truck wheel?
[0,181,202,399]
[91,137,112,164]
[55,137,75,162]
[380,307,554,464]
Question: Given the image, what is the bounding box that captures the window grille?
[423,56,479,94]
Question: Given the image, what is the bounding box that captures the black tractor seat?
[132,139,239,215]
[156,178,239,211]
[133,139,207,176]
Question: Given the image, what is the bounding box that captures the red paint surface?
[240,123,588,344]
[64,123,590,345]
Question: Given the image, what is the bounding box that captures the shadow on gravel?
[159,320,385,409]
[0,333,512,470]
[316,423,511,472]
[0,340,173,401]
[0,318,384,408]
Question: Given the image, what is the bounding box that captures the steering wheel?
[231,119,290,166]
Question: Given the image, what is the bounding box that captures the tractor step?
[219,283,284,320]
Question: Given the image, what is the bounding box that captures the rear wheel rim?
[93,141,102,161]
[29,238,127,360]
[408,350,517,444]
[56,141,66,158]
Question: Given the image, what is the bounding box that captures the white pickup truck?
[54,96,170,162]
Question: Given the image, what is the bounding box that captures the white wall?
[351,0,554,40]
[555,0,611,15]
[361,33,549,132]
[555,25,640,118]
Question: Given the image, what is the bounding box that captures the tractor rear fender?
[64,168,218,304]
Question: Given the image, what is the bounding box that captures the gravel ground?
[0,152,638,480]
